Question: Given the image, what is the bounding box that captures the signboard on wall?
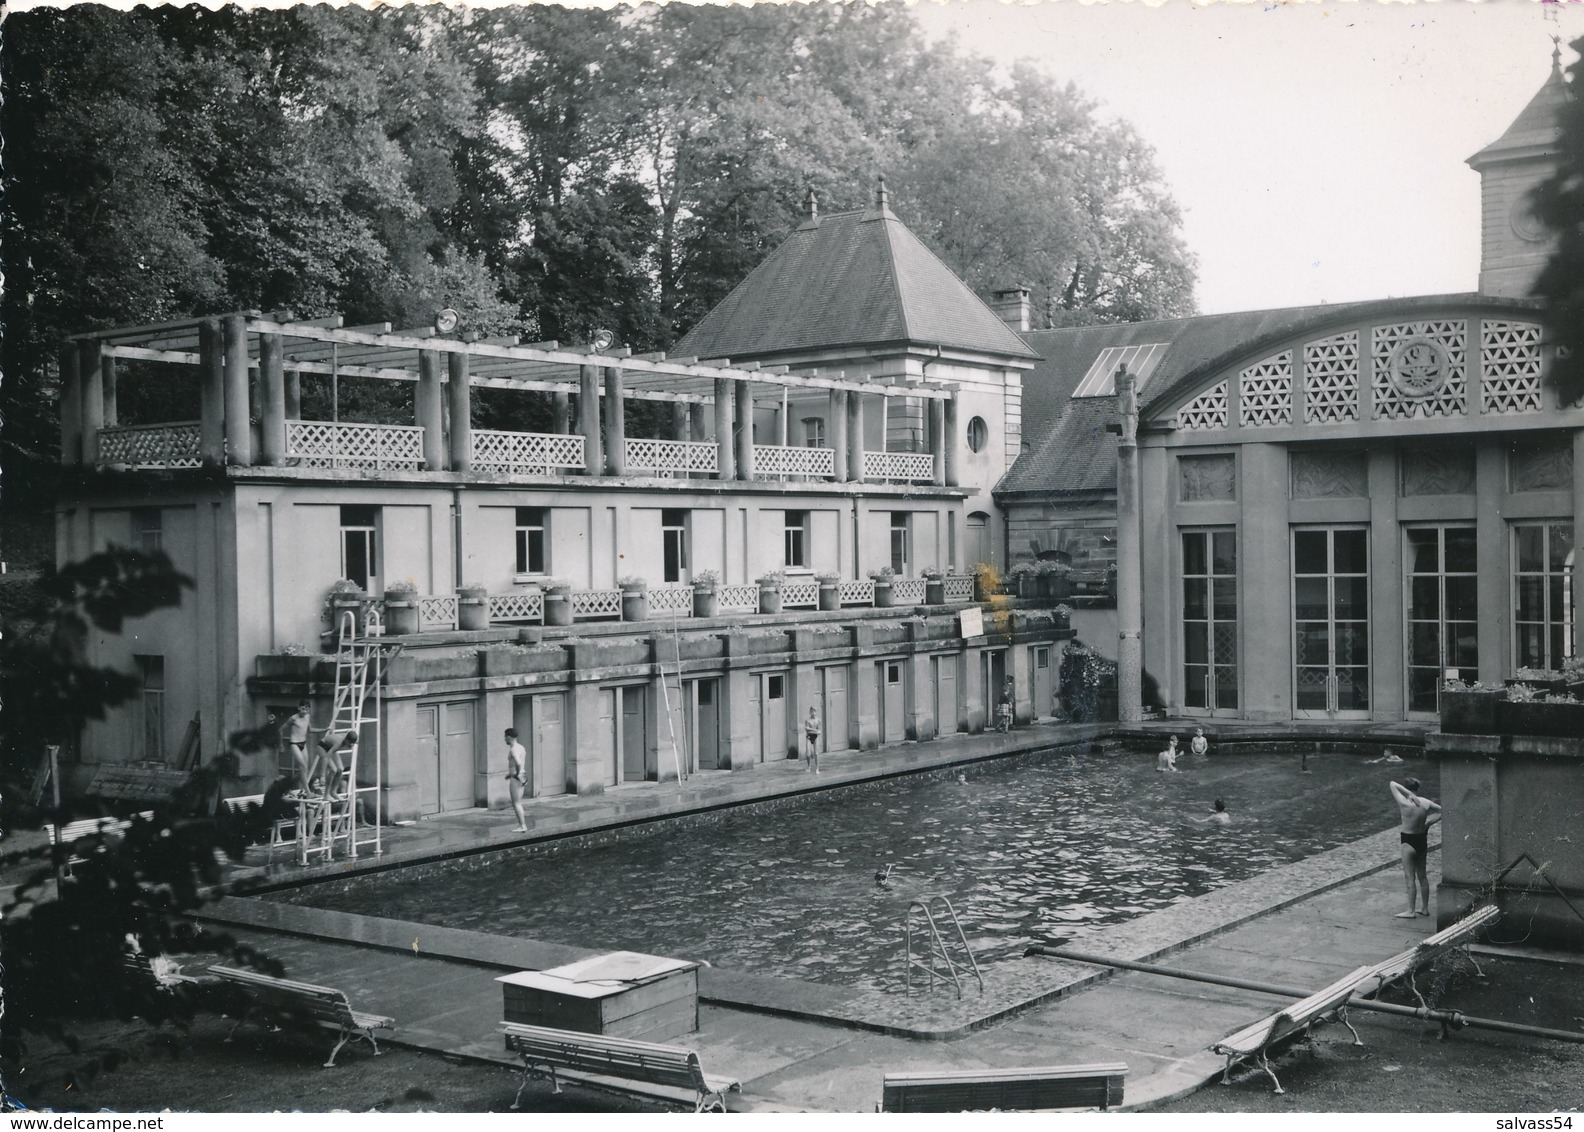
[959,607,984,639]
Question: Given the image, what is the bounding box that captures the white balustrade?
[287,421,424,470]
[838,579,875,606]
[472,430,585,475]
[96,422,204,469]
[649,585,695,615]
[625,438,718,475]
[752,444,836,478]
[572,589,622,619]
[944,575,974,603]
[782,579,819,608]
[718,584,761,611]
[418,595,459,631]
[893,578,926,604]
[488,591,545,624]
[862,451,936,482]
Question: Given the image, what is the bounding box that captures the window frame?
[134,654,165,764]
[514,507,547,578]
[1511,520,1575,673]
[890,512,912,576]
[662,508,689,584]
[339,505,379,593]
[784,510,809,570]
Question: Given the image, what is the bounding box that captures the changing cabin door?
[821,666,849,753]
[881,661,906,743]
[416,704,440,816]
[441,701,475,812]
[534,693,567,796]
[934,655,959,735]
[620,685,647,782]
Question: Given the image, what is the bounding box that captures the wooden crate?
[498,952,700,1043]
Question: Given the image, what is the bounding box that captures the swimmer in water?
[956,772,968,785]
[1189,728,1209,758]
[1157,737,1180,773]
[1197,798,1231,826]
[1366,748,1405,765]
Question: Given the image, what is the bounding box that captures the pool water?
[283,746,1435,993]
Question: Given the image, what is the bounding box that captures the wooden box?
[497,951,700,1043]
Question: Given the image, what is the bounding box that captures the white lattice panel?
[782,579,819,607]
[944,576,974,602]
[862,451,935,481]
[719,585,760,611]
[1371,320,1467,419]
[893,578,926,604]
[840,580,875,605]
[753,444,836,478]
[1177,380,1228,430]
[1481,320,1544,414]
[624,438,717,474]
[1239,351,1293,427]
[418,595,458,631]
[96,422,204,468]
[288,421,424,469]
[1303,333,1360,424]
[571,590,622,619]
[472,430,584,473]
[649,586,694,614]
[488,592,544,623]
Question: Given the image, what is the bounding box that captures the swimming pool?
[281,744,1435,993]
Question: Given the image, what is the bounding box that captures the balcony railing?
[944,575,975,603]
[572,589,622,620]
[288,421,424,470]
[839,579,876,605]
[783,579,819,608]
[473,430,584,475]
[418,595,459,631]
[96,422,204,469]
[649,585,695,615]
[625,438,718,476]
[488,591,544,623]
[719,584,761,612]
[753,444,836,479]
[863,451,936,483]
[893,578,926,604]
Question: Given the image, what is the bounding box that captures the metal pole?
[1025,946,1584,1045]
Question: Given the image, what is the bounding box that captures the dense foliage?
[1533,35,1584,405]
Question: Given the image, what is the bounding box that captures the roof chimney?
[805,186,819,224]
[990,285,1031,333]
[875,174,890,210]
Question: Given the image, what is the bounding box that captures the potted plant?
[457,581,489,631]
[1507,666,1566,696]
[1034,559,1072,600]
[922,566,947,606]
[382,579,420,635]
[870,565,896,608]
[757,570,785,614]
[692,569,721,618]
[816,572,842,611]
[1498,683,1584,738]
[1439,679,1505,735]
[1005,560,1037,598]
[542,579,573,626]
[326,579,367,634]
[619,575,649,622]
[1565,656,1584,701]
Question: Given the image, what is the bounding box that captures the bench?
[500,1022,739,1113]
[880,1063,1128,1113]
[220,793,297,852]
[46,812,153,878]
[210,965,394,1068]
[1212,964,1375,1094]
[1358,904,1500,1009]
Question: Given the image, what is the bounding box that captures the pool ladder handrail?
[905,895,983,998]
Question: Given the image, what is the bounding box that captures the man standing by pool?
[804,705,822,773]
[1390,777,1440,918]
[505,728,529,833]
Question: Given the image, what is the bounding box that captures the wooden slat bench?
[880,1063,1128,1112]
[1358,904,1500,1008]
[501,1022,740,1113]
[1212,964,1375,1094]
[220,793,297,852]
[46,812,153,878]
[210,966,394,1068]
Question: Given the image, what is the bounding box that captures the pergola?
[63,311,962,485]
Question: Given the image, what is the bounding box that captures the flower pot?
[330,592,366,634]
[817,583,840,611]
[693,587,719,618]
[544,588,572,626]
[383,593,419,636]
[621,586,648,622]
[457,586,489,631]
[1498,699,1584,739]
[873,581,894,608]
[758,585,783,615]
[1439,688,1503,735]
[1039,576,1072,601]
[924,579,946,605]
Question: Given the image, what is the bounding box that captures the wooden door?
[441,701,475,812]
[597,689,617,786]
[535,693,567,796]
[416,704,440,816]
[762,673,787,760]
[694,680,721,770]
[821,666,849,752]
[882,661,906,743]
[621,686,647,782]
[935,655,959,735]
[1032,646,1053,720]
[748,676,763,762]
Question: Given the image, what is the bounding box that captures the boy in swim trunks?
[1390,777,1440,918]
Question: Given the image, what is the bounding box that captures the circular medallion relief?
[1386,338,1450,400]
[1510,196,1548,244]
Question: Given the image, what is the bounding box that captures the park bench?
[500,1022,740,1113]
[220,793,297,853]
[46,812,153,879]
[879,1063,1128,1112]
[210,965,394,1068]
[1358,903,1500,1009]
[1212,964,1375,1094]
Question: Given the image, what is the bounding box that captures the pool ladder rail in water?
[905,896,984,998]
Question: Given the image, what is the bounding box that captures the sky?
[911,0,1584,316]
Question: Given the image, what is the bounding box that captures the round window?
[966,415,989,453]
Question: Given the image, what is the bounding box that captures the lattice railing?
[1481,320,1544,414]
[1239,351,1293,427]
[649,585,695,614]
[488,591,544,624]
[893,578,926,604]
[1303,332,1360,424]
[719,584,761,611]
[1177,380,1229,430]
[96,422,204,468]
[839,580,875,605]
[943,575,974,602]
[288,421,424,470]
[572,589,622,619]
[782,579,819,608]
[862,451,936,482]
[625,437,718,475]
[754,444,836,478]
[418,595,458,632]
[1372,320,1467,420]
[472,430,584,474]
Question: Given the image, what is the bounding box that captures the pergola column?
[580,364,602,475]
[259,332,287,466]
[930,397,946,486]
[830,390,848,481]
[447,351,472,472]
[199,319,225,467]
[59,342,82,466]
[285,371,302,421]
[102,354,118,428]
[604,366,626,476]
[689,402,707,442]
[847,391,865,482]
[671,402,690,441]
[223,314,253,466]
[552,392,571,435]
[714,378,736,480]
[735,380,755,480]
[79,339,104,467]
[1115,368,1143,724]
[943,394,960,487]
[417,350,445,471]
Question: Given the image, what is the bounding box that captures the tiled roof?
[674,205,1039,362]
[1468,53,1569,167]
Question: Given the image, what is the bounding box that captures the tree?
[1531,35,1584,406]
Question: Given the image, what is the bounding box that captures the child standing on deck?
[804,706,822,773]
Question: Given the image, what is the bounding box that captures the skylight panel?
[1073,342,1168,397]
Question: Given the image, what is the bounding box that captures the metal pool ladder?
[905,896,983,997]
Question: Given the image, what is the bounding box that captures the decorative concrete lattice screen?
[649,586,694,614]
[97,422,205,468]
[1177,380,1228,430]
[1239,351,1293,427]
[718,585,760,611]
[754,444,835,478]
[1371,320,1467,420]
[893,578,927,604]
[288,421,425,470]
[839,580,875,605]
[1481,321,1544,414]
[625,438,717,475]
[862,451,935,482]
[1303,332,1360,424]
[472,430,585,474]
[488,591,544,623]
[418,596,458,631]
[572,590,622,619]
[944,576,974,602]
[782,579,819,607]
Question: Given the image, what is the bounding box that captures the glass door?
[1293,527,1370,718]
[1182,529,1238,714]
[1405,526,1478,716]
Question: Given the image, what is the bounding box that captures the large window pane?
[1295,577,1329,620]
[1183,533,1207,577]
[1212,531,1236,575]
[1185,622,1209,664]
[1334,576,1369,618]
[1407,528,1439,573]
[1445,575,1478,622]
[1409,622,1441,666]
[1294,530,1328,574]
[1445,527,1478,573]
[1516,525,1545,573]
[1549,524,1575,571]
[1410,576,1440,619]
[1333,530,1368,574]
[1296,623,1331,665]
[1213,579,1238,621]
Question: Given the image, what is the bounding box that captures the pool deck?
[172,715,1477,1112]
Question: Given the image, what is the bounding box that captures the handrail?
[905,895,983,998]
